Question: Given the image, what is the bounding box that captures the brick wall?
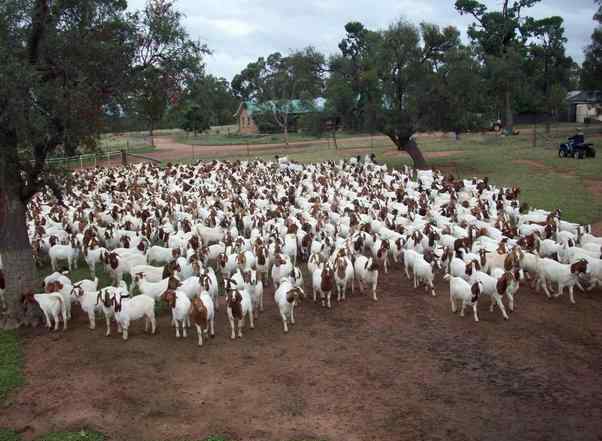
[238,108,258,134]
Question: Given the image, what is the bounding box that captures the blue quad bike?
[558,140,596,159]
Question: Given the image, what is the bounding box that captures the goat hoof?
[211,333,215,338]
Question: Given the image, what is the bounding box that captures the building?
[566,91,602,123]
[234,98,326,134]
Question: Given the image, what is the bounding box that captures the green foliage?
[455,0,548,129]
[0,0,137,199]
[232,48,325,135]
[126,0,209,134]
[0,331,23,402]
[0,429,20,441]
[581,1,602,89]
[180,104,212,135]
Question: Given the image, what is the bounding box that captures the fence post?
[247,140,250,157]
[121,149,127,166]
[80,156,83,169]
[94,154,97,168]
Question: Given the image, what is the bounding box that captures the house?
[234,98,326,134]
[566,91,602,123]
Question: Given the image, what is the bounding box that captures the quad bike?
[558,139,596,159]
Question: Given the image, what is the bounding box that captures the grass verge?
[0,331,23,403]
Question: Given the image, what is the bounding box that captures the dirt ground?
[2,263,602,441]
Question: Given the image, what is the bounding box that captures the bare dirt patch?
[383,149,463,159]
[2,265,601,441]
[512,159,549,170]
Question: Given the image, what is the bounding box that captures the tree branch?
[28,0,50,64]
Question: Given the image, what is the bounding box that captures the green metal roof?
[242,98,326,116]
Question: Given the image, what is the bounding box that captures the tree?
[232,48,325,145]
[581,0,602,89]
[0,0,136,329]
[180,104,211,135]
[455,0,541,134]
[128,0,209,137]
[375,21,460,169]
[420,45,491,138]
[524,16,574,132]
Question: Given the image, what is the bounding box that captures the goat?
[274,280,304,333]
[334,255,354,302]
[353,256,379,301]
[22,291,67,331]
[97,284,128,336]
[412,253,438,297]
[494,269,521,312]
[190,292,215,346]
[224,279,254,339]
[162,289,191,338]
[70,281,102,330]
[49,239,80,272]
[112,290,157,341]
[147,245,180,266]
[312,263,335,308]
[444,275,482,322]
[466,262,509,320]
[535,258,589,304]
[134,273,181,301]
[270,254,293,289]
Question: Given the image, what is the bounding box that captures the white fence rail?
[43,151,122,169]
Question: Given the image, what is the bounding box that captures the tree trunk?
[504,89,513,135]
[389,134,428,170]
[0,187,37,329]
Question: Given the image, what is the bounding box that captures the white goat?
[535,258,589,304]
[444,275,482,322]
[353,256,379,301]
[23,292,67,331]
[49,241,80,271]
[162,290,191,338]
[274,280,304,333]
[412,254,437,297]
[112,291,157,341]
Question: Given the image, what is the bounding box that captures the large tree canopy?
[232,47,325,144]
[0,0,137,328]
[455,0,541,133]
[126,0,209,136]
[581,0,602,89]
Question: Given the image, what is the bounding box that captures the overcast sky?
[128,0,599,81]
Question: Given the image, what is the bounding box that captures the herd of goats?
[2,155,601,345]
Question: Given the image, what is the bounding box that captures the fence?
[44,149,161,170]
[45,151,122,169]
